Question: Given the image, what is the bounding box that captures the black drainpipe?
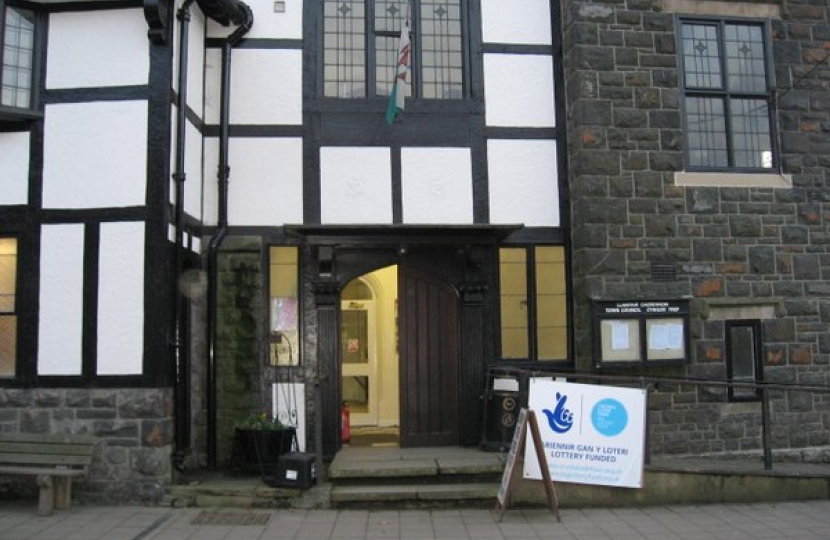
[206,2,253,469]
[172,0,196,473]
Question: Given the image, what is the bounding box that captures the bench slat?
[0,433,96,445]
[0,454,92,467]
[0,441,95,456]
[0,465,88,477]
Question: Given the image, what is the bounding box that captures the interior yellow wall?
[367,265,400,427]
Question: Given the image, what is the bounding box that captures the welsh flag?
[385,19,411,125]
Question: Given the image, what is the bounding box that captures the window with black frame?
[726,320,762,401]
[498,246,568,362]
[323,0,464,100]
[680,19,775,171]
[0,237,17,377]
[1,2,36,113]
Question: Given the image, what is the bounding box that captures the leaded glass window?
[681,20,774,170]
[323,0,464,100]
[1,4,35,109]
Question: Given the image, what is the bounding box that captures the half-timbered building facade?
[1,0,829,502]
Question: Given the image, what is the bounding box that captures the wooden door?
[398,266,460,447]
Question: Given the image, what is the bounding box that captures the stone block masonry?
[0,388,172,503]
[563,0,830,457]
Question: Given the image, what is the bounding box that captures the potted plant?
[232,411,296,473]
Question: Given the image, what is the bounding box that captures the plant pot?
[233,427,296,473]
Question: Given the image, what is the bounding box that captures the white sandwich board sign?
[524,378,647,488]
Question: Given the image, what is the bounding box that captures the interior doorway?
[340,266,400,446]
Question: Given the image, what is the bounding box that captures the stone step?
[329,453,505,480]
[330,482,500,506]
[166,477,300,508]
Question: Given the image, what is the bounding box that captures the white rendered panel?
[185,121,204,219]
[321,147,392,224]
[46,9,149,89]
[204,49,302,126]
[402,148,473,224]
[203,137,219,225]
[481,0,552,45]
[38,225,84,375]
[188,9,207,113]
[228,138,304,226]
[0,132,30,205]
[488,139,559,227]
[43,101,148,209]
[204,49,221,126]
[208,0,302,40]
[484,54,555,128]
[97,221,144,375]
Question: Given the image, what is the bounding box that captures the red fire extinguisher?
[341,402,351,444]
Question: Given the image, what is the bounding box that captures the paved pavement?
[1,500,829,540]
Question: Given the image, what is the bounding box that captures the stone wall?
[0,387,172,503]
[214,236,269,466]
[563,0,830,456]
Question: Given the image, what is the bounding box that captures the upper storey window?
[323,0,464,100]
[1,3,35,111]
[680,20,775,171]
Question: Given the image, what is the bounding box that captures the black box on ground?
[266,452,317,489]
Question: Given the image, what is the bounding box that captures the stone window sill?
[674,171,792,188]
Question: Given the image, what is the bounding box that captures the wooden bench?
[0,433,96,515]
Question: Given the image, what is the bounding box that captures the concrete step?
[329,447,505,480]
[166,475,300,508]
[330,482,500,507]
[328,447,505,508]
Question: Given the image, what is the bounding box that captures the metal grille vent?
[651,263,677,282]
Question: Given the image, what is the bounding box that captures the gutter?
[205,0,253,469]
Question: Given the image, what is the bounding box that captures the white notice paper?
[611,321,629,350]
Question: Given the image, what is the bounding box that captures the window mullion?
[367,0,377,98]
[717,21,736,168]
[724,96,736,168]
[526,247,538,362]
[410,0,420,99]
[0,2,5,89]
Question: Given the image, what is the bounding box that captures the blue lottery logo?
[591,398,628,437]
[542,392,574,434]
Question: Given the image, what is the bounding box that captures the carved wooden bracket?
[143,0,170,44]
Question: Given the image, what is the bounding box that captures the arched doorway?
[339,265,460,448]
[296,227,510,458]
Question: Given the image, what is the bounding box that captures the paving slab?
[3,501,830,540]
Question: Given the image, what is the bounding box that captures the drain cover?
[191,511,271,526]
